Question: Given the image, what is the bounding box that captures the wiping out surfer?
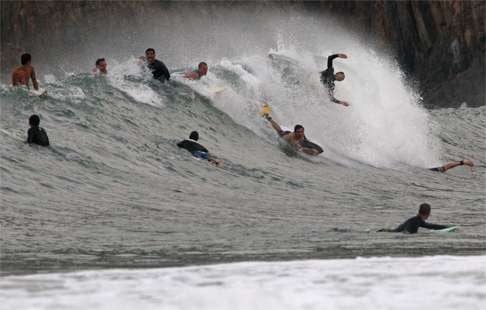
[11,53,39,91]
[377,203,451,233]
[320,53,349,107]
[262,104,323,156]
[177,131,222,166]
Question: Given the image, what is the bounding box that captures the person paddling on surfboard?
[177,131,222,167]
[184,62,208,80]
[12,53,39,91]
[262,104,323,156]
[378,203,451,233]
[320,53,349,107]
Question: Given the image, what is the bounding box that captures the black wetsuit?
[148,59,170,82]
[27,126,49,147]
[320,54,340,103]
[177,140,208,154]
[380,215,447,234]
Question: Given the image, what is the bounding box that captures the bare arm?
[266,116,284,135]
[31,68,39,90]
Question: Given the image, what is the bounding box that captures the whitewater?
[1,8,485,309]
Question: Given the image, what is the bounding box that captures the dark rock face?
[1,1,484,108]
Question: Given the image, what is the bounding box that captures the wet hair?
[198,62,208,68]
[189,131,199,141]
[21,53,31,65]
[294,124,304,132]
[95,58,105,66]
[145,48,155,54]
[418,203,431,216]
[29,114,40,127]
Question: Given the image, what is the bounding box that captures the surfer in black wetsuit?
[177,131,222,166]
[27,114,49,147]
[320,53,349,107]
[429,160,474,173]
[378,203,450,233]
[142,48,170,82]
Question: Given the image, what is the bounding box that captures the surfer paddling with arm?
[378,203,451,233]
[177,131,222,167]
[262,104,323,156]
[320,53,349,107]
[12,53,39,90]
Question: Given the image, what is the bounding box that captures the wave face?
[1,9,485,274]
[1,255,485,310]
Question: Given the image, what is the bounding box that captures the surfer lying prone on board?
[262,107,323,156]
[177,131,222,167]
[377,203,452,234]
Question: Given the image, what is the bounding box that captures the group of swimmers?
[12,50,475,233]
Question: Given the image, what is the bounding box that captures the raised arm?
[265,115,284,135]
[327,53,347,69]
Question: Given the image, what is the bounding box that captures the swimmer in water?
[12,53,39,90]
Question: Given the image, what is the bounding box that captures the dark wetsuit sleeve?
[328,87,340,103]
[327,54,339,70]
[27,128,34,144]
[421,222,448,230]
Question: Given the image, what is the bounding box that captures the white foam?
[1,256,485,310]
[107,57,165,107]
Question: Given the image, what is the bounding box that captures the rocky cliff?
[1,1,484,108]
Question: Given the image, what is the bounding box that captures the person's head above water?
[145,48,156,64]
[189,131,199,141]
[198,62,208,76]
[95,58,107,74]
[21,53,32,66]
[29,114,40,127]
[294,124,305,139]
[335,71,345,81]
[418,203,431,220]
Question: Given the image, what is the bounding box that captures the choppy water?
[1,49,485,276]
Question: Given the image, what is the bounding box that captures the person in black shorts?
[177,131,222,166]
[320,53,349,107]
[27,114,49,147]
[378,203,450,234]
[429,160,474,172]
